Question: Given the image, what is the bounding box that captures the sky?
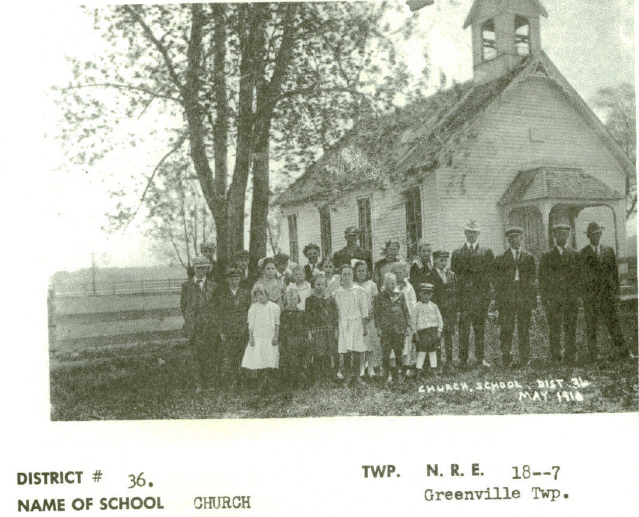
[27,0,637,273]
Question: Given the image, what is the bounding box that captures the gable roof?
[276,52,634,208]
[463,0,548,28]
[499,167,624,206]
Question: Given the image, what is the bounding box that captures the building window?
[358,197,373,252]
[482,19,497,61]
[515,16,530,56]
[287,214,299,264]
[405,187,423,258]
[319,206,332,258]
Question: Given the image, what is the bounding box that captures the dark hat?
[418,283,435,292]
[274,252,289,263]
[505,227,524,237]
[586,222,604,235]
[225,267,242,278]
[344,226,360,236]
[233,249,249,259]
[552,224,571,232]
[193,255,211,267]
[433,250,450,259]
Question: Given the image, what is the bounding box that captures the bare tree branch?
[54,82,181,102]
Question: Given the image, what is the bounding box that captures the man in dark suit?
[302,243,321,283]
[217,267,252,386]
[451,220,494,368]
[494,227,537,368]
[332,226,373,272]
[426,250,456,368]
[580,222,631,362]
[539,224,581,364]
[180,255,220,391]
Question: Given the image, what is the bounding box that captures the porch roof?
[498,167,624,206]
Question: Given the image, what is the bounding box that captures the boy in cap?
[180,255,220,391]
[451,220,494,368]
[217,267,252,386]
[413,283,443,376]
[426,250,457,370]
[494,227,537,368]
[539,224,580,364]
[579,222,632,362]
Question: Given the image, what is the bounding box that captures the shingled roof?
[276,53,633,207]
[499,167,624,206]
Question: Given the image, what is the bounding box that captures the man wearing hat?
[425,251,457,369]
[333,226,372,272]
[579,222,630,362]
[180,255,220,392]
[451,220,494,368]
[200,241,223,283]
[494,227,537,368]
[539,224,581,364]
[217,267,252,386]
[232,249,253,289]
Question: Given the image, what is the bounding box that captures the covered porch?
[498,167,625,258]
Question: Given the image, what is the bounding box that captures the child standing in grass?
[305,275,339,381]
[354,260,379,378]
[241,284,280,391]
[333,264,369,381]
[413,283,443,377]
[279,291,309,388]
[391,261,417,376]
[374,272,413,384]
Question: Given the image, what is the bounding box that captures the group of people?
[180,221,634,392]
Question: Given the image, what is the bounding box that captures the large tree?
[592,83,636,218]
[54,2,432,269]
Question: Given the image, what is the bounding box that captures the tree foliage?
[592,83,636,217]
[53,2,434,268]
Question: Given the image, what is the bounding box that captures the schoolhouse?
[275,0,632,266]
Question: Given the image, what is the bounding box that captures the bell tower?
[464,0,548,85]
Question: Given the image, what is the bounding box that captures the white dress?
[400,282,417,358]
[333,284,368,353]
[285,281,312,310]
[357,280,380,357]
[241,301,281,370]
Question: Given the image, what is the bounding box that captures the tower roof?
[463,0,548,29]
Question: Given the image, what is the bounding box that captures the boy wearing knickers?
[414,283,443,376]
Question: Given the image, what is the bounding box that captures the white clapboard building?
[275,0,631,266]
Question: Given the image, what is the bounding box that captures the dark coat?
[333,245,372,272]
[425,269,457,320]
[579,244,620,301]
[180,278,218,341]
[538,247,580,307]
[374,289,411,335]
[409,261,433,291]
[216,284,251,337]
[493,248,537,310]
[451,244,494,312]
[304,263,321,284]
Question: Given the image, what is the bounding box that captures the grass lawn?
[50,306,638,421]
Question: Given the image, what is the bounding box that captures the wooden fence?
[54,278,186,297]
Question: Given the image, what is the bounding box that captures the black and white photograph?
[40,0,638,422]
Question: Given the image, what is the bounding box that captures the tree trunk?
[249,126,271,267]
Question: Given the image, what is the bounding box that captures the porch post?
[539,200,552,248]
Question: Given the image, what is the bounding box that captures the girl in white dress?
[285,264,312,310]
[333,264,369,381]
[242,284,281,390]
[354,261,379,378]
